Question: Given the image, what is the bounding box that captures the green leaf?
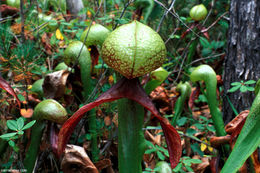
[8,140,15,148]
[64,29,77,33]
[145,140,155,148]
[201,48,212,57]
[50,34,57,45]
[231,82,242,86]
[60,21,72,26]
[0,132,17,139]
[17,117,24,130]
[10,141,19,152]
[6,120,18,131]
[145,167,153,171]
[191,143,204,156]
[211,41,225,50]
[153,167,161,171]
[115,18,129,25]
[85,133,92,140]
[244,80,256,85]
[246,86,255,92]
[157,146,169,157]
[198,94,208,103]
[199,115,208,121]
[188,159,202,164]
[186,128,197,136]
[240,85,248,92]
[156,151,165,160]
[17,131,24,135]
[221,91,260,173]
[49,20,58,26]
[180,16,186,21]
[17,94,25,101]
[22,120,36,130]
[169,34,180,39]
[228,85,241,93]
[176,117,187,126]
[199,37,210,48]
[145,148,157,154]
[206,124,215,132]
[173,163,182,172]
[218,20,229,29]
[183,159,192,166]
[193,123,205,130]
[185,165,194,172]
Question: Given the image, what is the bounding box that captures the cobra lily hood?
[58,21,181,169]
[101,20,166,79]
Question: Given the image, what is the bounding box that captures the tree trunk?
[66,0,86,21]
[223,0,260,123]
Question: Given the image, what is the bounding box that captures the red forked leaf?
[58,77,182,168]
[0,76,21,107]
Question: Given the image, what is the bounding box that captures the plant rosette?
[189,4,208,21]
[58,21,182,170]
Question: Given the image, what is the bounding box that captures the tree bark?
[223,0,260,123]
[66,0,86,21]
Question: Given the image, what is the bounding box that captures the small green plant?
[0,117,36,152]
[228,80,256,93]
[145,140,169,161]
[173,156,202,173]
[199,37,225,57]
